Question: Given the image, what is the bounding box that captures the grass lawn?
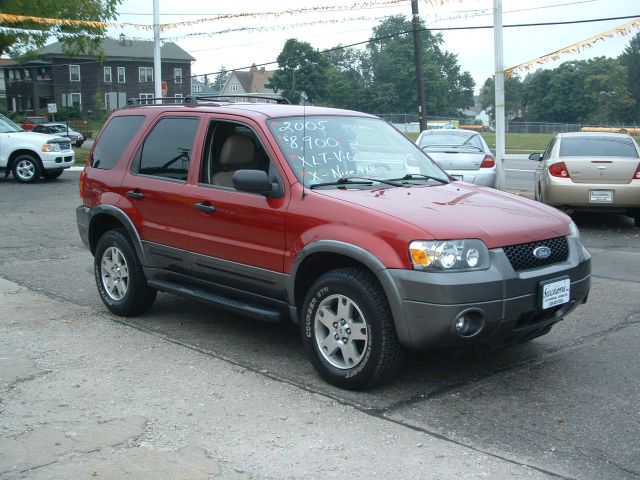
[405,131,554,154]
[74,148,89,166]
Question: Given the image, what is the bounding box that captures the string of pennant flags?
[505,16,640,78]
[0,0,467,32]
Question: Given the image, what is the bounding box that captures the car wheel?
[94,229,157,316]
[12,155,41,183]
[42,169,64,180]
[300,268,404,390]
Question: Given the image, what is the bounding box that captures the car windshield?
[268,115,448,187]
[30,118,49,125]
[0,115,23,133]
[48,125,70,133]
[559,136,639,158]
[419,131,483,150]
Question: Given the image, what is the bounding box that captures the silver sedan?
[415,128,496,188]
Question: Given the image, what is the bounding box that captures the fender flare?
[89,205,146,264]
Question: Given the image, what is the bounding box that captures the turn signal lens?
[410,247,432,268]
[549,162,570,178]
[480,155,495,168]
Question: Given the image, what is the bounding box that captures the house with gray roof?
[3,34,194,115]
[219,64,278,102]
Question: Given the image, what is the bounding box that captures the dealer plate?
[589,190,613,203]
[540,277,570,310]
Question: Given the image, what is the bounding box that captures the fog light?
[454,311,484,338]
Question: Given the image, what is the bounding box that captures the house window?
[8,70,14,81]
[175,93,183,99]
[192,84,202,93]
[104,66,112,83]
[117,67,125,83]
[71,93,82,109]
[24,69,31,80]
[230,84,239,92]
[139,93,153,105]
[174,68,182,83]
[139,67,153,83]
[69,65,80,81]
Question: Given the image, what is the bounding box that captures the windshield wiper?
[309,176,402,189]
[388,174,449,184]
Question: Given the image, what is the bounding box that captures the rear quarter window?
[91,115,146,169]
[559,136,639,158]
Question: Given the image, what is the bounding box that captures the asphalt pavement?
[1,171,639,479]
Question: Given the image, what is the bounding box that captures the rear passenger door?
[118,114,201,273]
[186,116,289,300]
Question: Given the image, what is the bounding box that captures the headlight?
[42,142,61,152]
[409,239,490,272]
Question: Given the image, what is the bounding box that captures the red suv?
[77,97,591,389]
[20,116,49,131]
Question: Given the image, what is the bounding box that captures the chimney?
[119,33,126,46]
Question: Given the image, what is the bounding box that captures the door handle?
[127,190,144,199]
[194,202,216,213]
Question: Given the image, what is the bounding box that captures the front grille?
[503,236,569,271]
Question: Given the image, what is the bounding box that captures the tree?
[0,0,121,59]
[478,75,524,120]
[620,31,640,122]
[364,15,475,115]
[267,39,332,104]
[212,67,228,92]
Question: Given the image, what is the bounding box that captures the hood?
[315,182,570,248]
[14,131,64,142]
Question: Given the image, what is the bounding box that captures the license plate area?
[589,189,613,203]
[539,277,570,310]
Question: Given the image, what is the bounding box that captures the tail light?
[480,154,495,168]
[549,162,570,178]
[634,163,640,180]
[79,170,87,198]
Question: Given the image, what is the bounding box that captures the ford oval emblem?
[533,246,552,259]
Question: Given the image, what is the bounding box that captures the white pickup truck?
[0,114,75,183]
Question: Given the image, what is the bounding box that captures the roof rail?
[125,96,200,107]
[188,94,290,105]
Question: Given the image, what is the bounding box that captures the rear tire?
[94,230,156,316]
[300,268,404,390]
[12,154,41,183]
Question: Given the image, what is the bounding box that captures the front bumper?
[41,150,75,171]
[380,234,591,350]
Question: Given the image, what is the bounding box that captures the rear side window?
[559,136,639,158]
[92,116,145,169]
[136,117,199,181]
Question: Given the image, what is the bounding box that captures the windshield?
[0,115,23,133]
[419,131,483,149]
[268,116,447,187]
[48,125,69,133]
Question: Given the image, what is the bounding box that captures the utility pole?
[493,0,506,190]
[153,0,162,101]
[411,0,427,132]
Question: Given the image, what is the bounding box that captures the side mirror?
[529,153,542,161]
[232,170,283,198]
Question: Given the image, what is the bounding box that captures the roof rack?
[125,94,290,108]
[185,94,290,105]
[125,96,201,107]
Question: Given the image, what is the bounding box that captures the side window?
[542,137,556,160]
[200,120,274,189]
[137,117,199,181]
[91,115,145,170]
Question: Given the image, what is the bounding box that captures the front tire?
[12,155,41,183]
[94,230,156,316]
[300,268,404,390]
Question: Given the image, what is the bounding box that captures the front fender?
[88,204,146,264]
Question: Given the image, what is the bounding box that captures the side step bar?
[147,279,284,323]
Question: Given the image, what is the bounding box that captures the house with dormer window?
[219,64,278,102]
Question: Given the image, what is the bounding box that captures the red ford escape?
[77,97,591,389]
